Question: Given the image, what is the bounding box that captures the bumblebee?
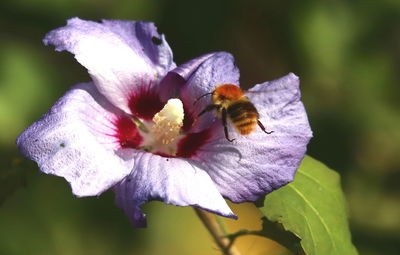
[196,84,273,142]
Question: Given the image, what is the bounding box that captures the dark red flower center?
[176,129,211,158]
[114,116,143,148]
[128,83,164,120]
[114,80,210,159]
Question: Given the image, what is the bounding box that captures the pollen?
[151,98,184,145]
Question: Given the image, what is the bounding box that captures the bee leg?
[257,120,274,134]
[222,108,235,142]
[198,104,219,117]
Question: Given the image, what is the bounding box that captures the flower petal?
[113,151,236,227]
[179,52,240,132]
[16,82,135,197]
[157,71,186,102]
[43,17,175,113]
[195,73,312,202]
[172,53,215,79]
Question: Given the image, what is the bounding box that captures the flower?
[16,18,312,227]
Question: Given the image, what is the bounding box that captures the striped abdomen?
[227,100,259,135]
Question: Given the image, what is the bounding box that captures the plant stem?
[194,208,241,255]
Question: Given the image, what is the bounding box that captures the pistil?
[133,98,185,156]
[151,98,184,145]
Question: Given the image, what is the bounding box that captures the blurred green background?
[1,0,399,254]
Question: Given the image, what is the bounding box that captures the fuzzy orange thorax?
[213,84,244,101]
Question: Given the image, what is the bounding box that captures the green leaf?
[260,155,358,255]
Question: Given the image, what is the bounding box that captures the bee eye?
[219,95,226,100]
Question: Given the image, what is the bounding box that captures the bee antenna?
[193,92,213,105]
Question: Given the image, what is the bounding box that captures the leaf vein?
[287,184,338,252]
[286,201,317,254]
[298,169,344,207]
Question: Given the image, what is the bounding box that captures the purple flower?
[16,18,312,227]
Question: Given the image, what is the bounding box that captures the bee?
[195,84,273,142]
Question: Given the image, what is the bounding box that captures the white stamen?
[151,98,184,145]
